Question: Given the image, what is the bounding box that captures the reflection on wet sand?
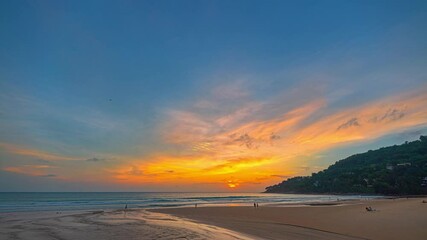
[0,209,253,240]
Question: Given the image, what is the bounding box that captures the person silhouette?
[124,204,128,217]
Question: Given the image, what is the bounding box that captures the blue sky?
[1,0,427,191]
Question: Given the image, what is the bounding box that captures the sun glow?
[227,181,239,188]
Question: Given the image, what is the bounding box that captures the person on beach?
[195,203,198,208]
[256,203,259,208]
[124,204,128,217]
[366,206,376,212]
[254,202,256,208]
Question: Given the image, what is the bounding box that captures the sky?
[1,0,427,192]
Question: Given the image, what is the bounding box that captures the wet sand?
[0,209,253,240]
[152,198,427,240]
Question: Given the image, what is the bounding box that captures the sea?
[0,192,380,213]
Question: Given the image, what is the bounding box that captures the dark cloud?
[370,108,405,123]
[381,108,405,121]
[229,133,258,149]
[270,133,281,146]
[337,117,360,130]
[270,174,289,179]
[34,159,52,164]
[86,158,106,162]
[270,133,281,140]
[39,174,56,178]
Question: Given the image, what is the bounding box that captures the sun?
[227,180,239,189]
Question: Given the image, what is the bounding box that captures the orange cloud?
[2,165,58,178]
[6,84,425,192]
[108,154,286,190]
[112,87,427,190]
[290,88,427,151]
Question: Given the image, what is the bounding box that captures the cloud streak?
[2,165,58,178]
[0,143,80,161]
[86,157,106,162]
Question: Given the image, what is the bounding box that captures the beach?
[152,198,427,240]
[1,198,426,240]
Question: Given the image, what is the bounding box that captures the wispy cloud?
[2,165,58,178]
[86,157,106,163]
[0,143,80,161]
[270,174,290,179]
[337,118,360,130]
[40,174,57,178]
[291,88,427,149]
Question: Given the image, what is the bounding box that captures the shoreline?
[0,192,379,213]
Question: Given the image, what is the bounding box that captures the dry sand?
[152,198,427,240]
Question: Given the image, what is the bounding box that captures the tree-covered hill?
[265,136,427,195]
